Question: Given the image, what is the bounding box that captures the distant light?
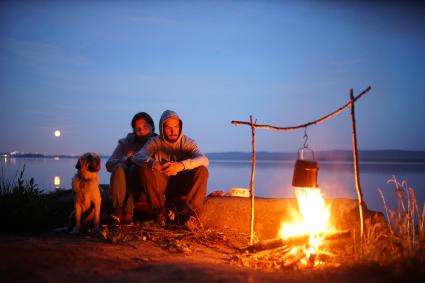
[54,130,61,137]
[54,176,61,189]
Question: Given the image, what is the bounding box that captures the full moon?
[54,130,61,137]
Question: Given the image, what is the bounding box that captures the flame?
[278,187,332,251]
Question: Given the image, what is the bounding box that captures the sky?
[1,1,425,155]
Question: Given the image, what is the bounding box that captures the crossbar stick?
[231,86,371,131]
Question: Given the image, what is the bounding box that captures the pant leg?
[138,166,169,213]
[171,166,208,215]
[109,163,128,216]
[123,164,142,214]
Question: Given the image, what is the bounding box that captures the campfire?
[241,187,351,270]
[279,188,331,240]
[242,145,351,269]
[270,141,341,266]
[277,187,334,267]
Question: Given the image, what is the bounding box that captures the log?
[245,229,351,253]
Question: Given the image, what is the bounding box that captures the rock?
[199,196,384,240]
[52,185,384,240]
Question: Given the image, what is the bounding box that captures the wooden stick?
[249,115,256,246]
[350,89,365,242]
[231,86,371,131]
[246,230,351,253]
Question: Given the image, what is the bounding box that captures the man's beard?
[165,135,178,143]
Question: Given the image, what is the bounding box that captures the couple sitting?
[105,110,208,226]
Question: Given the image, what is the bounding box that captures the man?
[132,110,209,225]
[106,112,156,224]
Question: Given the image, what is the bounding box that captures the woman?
[106,112,156,224]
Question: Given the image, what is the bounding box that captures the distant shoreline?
[2,150,425,163]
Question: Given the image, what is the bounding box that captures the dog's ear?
[93,155,101,171]
[75,158,83,170]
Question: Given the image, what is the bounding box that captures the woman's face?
[133,118,152,138]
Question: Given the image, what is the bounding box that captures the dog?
[70,152,102,234]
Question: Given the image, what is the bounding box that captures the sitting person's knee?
[137,165,154,178]
[196,166,209,177]
[112,163,128,177]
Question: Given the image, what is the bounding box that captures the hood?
[159,110,183,143]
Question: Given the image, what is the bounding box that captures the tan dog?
[71,152,102,234]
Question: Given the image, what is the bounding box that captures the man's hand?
[127,151,136,157]
[160,161,185,176]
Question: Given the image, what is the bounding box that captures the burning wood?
[245,229,351,253]
[239,187,352,269]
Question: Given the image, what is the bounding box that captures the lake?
[1,157,424,213]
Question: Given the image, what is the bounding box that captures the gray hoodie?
[106,133,153,172]
[132,110,209,170]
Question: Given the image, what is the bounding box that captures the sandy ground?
[1,232,423,283]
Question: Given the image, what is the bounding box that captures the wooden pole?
[350,88,365,241]
[249,115,257,245]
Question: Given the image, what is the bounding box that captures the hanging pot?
[292,148,319,188]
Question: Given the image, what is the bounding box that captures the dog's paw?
[70,227,80,234]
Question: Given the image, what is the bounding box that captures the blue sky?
[1,1,424,155]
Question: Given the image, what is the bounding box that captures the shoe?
[122,212,133,225]
[155,208,168,227]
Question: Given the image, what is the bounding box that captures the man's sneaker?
[167,202,189,226]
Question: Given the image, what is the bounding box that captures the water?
[1,157,424,213]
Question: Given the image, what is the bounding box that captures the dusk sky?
[1,1,424,156]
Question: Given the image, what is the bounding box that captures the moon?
[54,130,61,137]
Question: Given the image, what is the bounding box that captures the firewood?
[245,229,351,253]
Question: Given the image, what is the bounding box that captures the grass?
[362,176,425,267]
[0,166,72,233]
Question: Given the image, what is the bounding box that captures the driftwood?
[246,229,351,253]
